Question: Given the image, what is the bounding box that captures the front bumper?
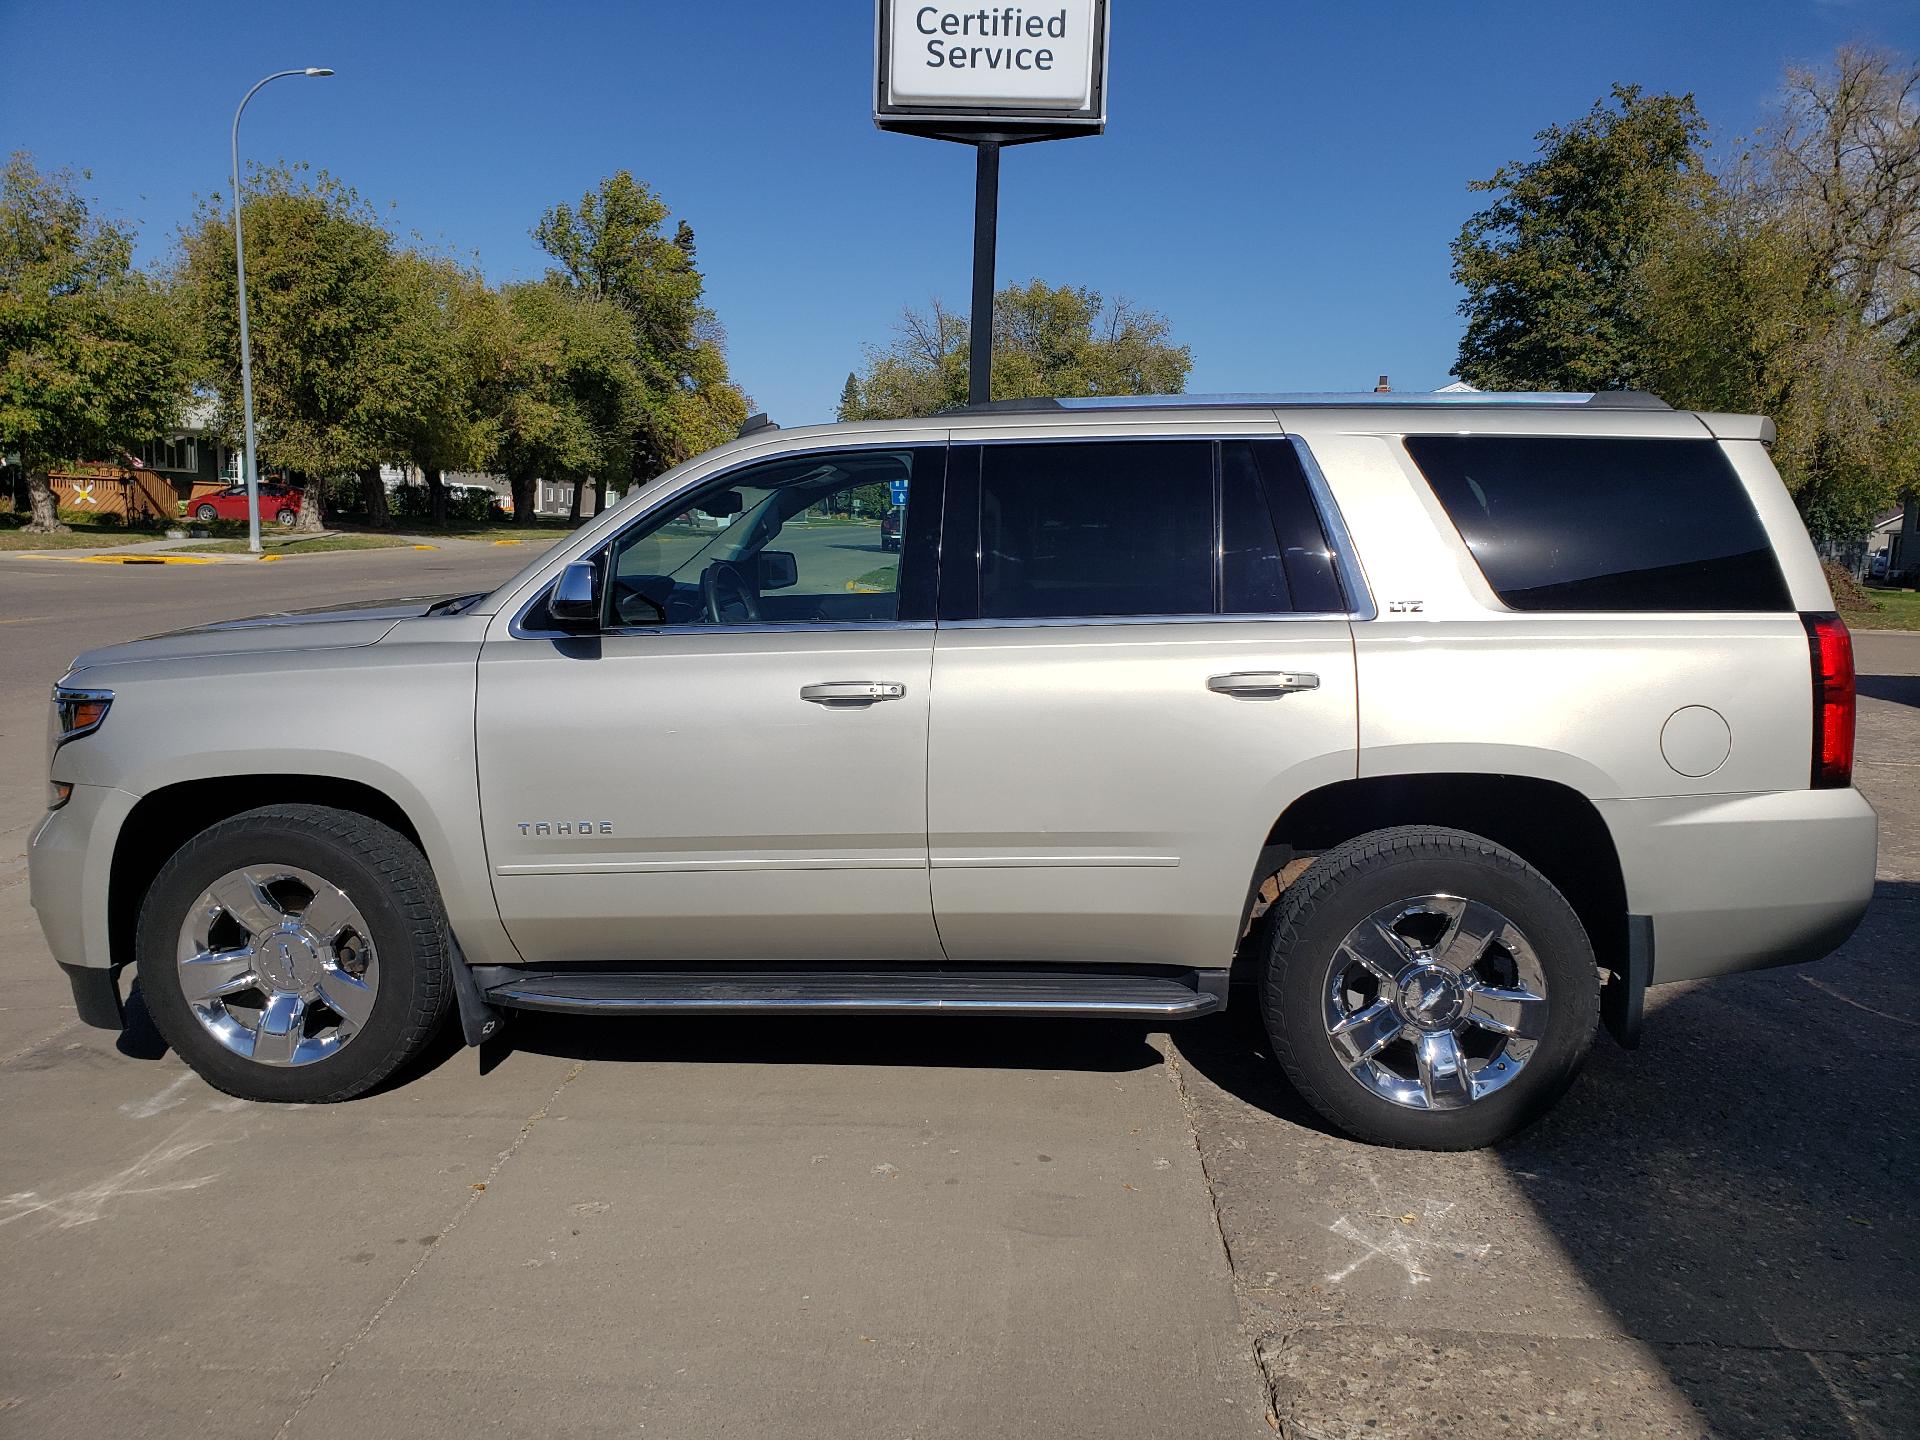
[29,783,140,1027]
[1597,787,1878,985]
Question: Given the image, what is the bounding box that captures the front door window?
[604,450,923,628]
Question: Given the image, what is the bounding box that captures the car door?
[475,441,947,965]
[927,432,1362,972]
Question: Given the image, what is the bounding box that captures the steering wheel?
[701,560,763,624]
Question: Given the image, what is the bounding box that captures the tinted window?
[1403,436,1791,612]
[1222,441,1348,615]
[978,441,1212,619]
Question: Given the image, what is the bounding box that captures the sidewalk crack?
[270,1061,583,1439]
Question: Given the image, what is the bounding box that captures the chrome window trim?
[1285,434,1378,621]
[509,608,934,641]
[940,612,1353,631]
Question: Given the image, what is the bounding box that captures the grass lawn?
[0,528,155,550]
[0,512,158,549]
[182,533,428,556]
[1849,587,1920,632]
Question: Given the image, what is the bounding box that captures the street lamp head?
[305,67,334,77]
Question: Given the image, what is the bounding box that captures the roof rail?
[738,413,779,438]
[941,391,1673,415]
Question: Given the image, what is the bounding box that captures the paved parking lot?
[0,550,1913,1438]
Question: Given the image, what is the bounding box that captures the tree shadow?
[1176,879,1920,1438]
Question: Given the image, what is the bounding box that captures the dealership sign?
[876,0,1109,138]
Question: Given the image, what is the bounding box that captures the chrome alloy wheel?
[1322,894,1548,1111]
[174,865,379,1067]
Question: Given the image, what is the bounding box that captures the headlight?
[53,686,113,746]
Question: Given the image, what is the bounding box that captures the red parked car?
[191,483,304,526]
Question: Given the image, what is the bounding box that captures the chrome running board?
[477,967,1225,1020]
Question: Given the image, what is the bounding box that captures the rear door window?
[1221,441,1348,616]
[958,438,1352,622]
[976,440,1215,619]
[1402,435,1792,611]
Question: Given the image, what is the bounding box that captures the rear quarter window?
[1402,435,1792,612]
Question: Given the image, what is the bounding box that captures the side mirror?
[549,559,602,631]
[757,550,798,591]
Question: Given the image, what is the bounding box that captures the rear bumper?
[1597,788,1878,985]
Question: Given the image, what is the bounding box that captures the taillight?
[1802,613,1855,789]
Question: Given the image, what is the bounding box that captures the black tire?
[275,507,297,526]
[135,804,453,1103]
[1261,825,1599,1150]
[194,503,217,522]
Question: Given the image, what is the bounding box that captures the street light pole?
[231,66,332,554]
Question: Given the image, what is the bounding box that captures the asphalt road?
[0,548,1913,1438]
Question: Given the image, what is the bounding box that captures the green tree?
[1637,48,1920,540]
[533,172,748,480]
[387,252,502,527]
[490,279,646,526]
[0,153,186,531]
[176,164,417,531]
[843,281,1191,420]
[1451,85,1708,391]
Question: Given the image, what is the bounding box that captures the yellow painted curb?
[70,553,213,565]
[258,553,284,562]
[411,543,437,551]
[490,538,524,546]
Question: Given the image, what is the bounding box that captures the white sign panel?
[883,0,1100,113]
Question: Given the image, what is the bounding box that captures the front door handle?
[800,681,907,705]
[1207,671,1320,698]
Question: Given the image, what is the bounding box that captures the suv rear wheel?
[1261,826,1599,1149]
[135,804,452,1103]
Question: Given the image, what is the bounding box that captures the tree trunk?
[567,476,585,525]
[426,467,447,528]
[293,472,325,533]
[362,465,390,529]
[593,477,607,515]
[23,461,67,534]
[510,475,536,526]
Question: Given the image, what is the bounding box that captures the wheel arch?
[1258,773,1629,979]
[108,775,424,974]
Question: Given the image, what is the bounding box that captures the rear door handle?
[800,681,907,705]
[1207,671,1320,698]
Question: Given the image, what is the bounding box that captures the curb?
[65,553,214,566]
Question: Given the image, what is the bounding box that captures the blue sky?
[4,1,1916,424]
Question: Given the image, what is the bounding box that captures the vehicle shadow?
[475,1010,1164,1076]
[1857,672,1920,709]
[1173,879,1920,1438]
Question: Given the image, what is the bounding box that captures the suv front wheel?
[1261,826,1599,1150]
[136,804,452,1103]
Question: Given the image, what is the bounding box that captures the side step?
[478,968,1225,1020]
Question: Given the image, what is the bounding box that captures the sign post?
[875,1,1111,405]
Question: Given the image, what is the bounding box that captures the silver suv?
[29,393,1877,1148]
